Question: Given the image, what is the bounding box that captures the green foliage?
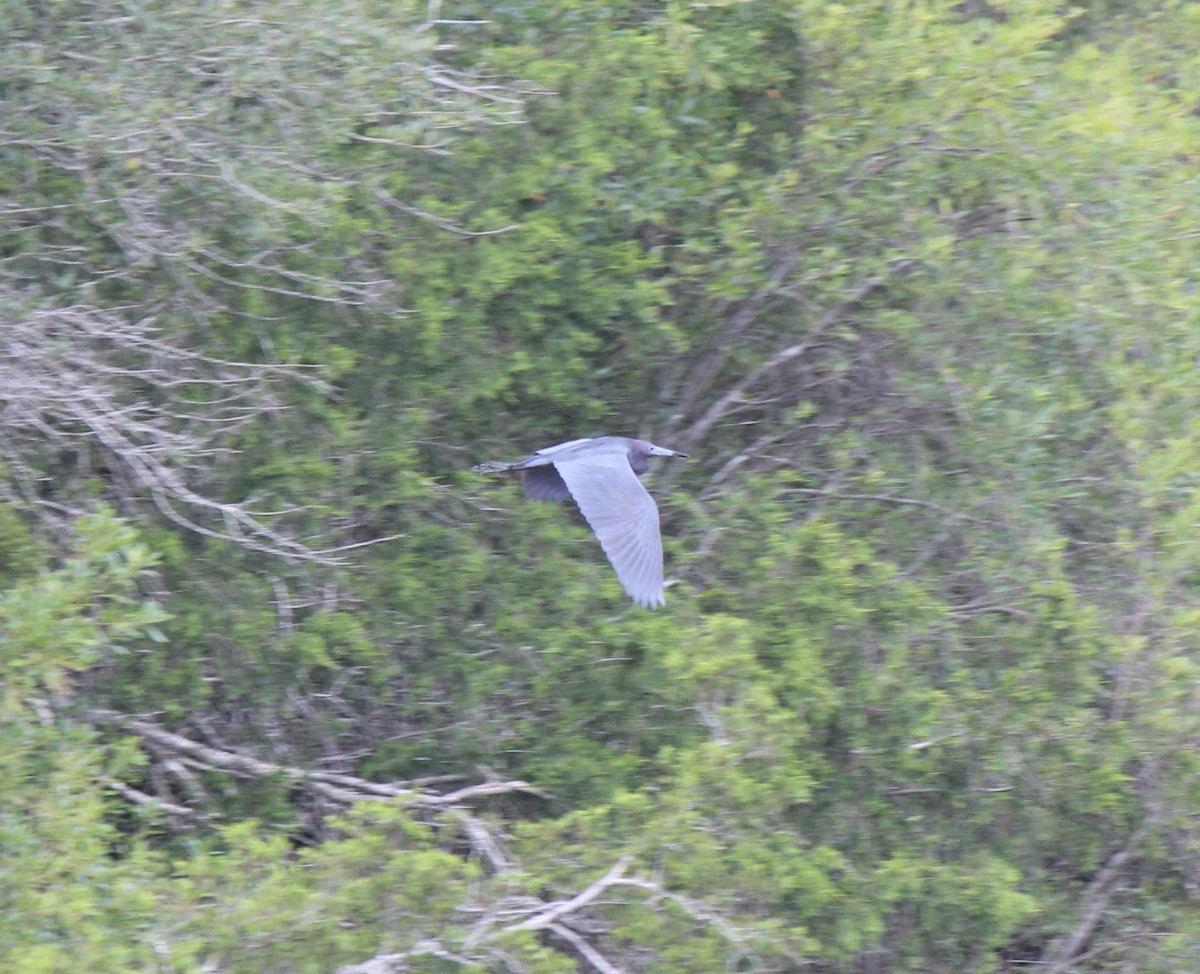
[0,715,165,972]
[165,809,480,974]
[0,514,167,970]
[0,502,42,586]
[4,0,1200,971]
[0,512,166,703]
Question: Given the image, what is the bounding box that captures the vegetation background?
[3,0,1200,971]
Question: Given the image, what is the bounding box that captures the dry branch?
[89,709,545,813]
[663,246,806,435]
[0,300,345,561]
[102,777,202,820]
[89,708,758,974]
[91,711,730,974]
[1042,829,1146,974]
[781,486,996,525]
[2,4,548,563]
[334,954,410,974]
[546,924,623,974]
[502,856,634,933]
[680,259,917,451]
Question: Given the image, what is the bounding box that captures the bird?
[474,436,688,608]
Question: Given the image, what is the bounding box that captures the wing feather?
[520,465,571,502]
[554,454,665,608]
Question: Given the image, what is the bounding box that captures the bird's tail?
[472,460,517,474]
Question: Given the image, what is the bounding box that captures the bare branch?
[503,856,634,933]
[333,953,410,974]
[546,923,623,974]
[0,300,347,561]
[93,710,755,973]
[2,3,549,563]
[680,260,917,451]
[89,709,544,813]
[605,877,758,957]
[663,246,805,437]
[781,486,996,526]
[1042,829,1146,974]
[102,777,203,820]
[374,189,519,237]
[444,808,511,874]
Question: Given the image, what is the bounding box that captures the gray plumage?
[474,436,688,608]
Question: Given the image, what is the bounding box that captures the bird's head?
[644,442,688,459]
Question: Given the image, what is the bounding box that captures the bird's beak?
[649,445,688,458]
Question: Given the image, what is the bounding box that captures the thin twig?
[782,486,996,525]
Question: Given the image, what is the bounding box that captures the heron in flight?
[475,436,687,607]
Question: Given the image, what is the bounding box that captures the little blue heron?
[474,436,687,608]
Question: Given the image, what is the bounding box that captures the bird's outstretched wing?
[520,465,571,501]
[554,454,664,608]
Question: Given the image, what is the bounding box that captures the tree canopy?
[3,1,1200,971]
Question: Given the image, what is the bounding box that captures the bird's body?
[474,436,687,608]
